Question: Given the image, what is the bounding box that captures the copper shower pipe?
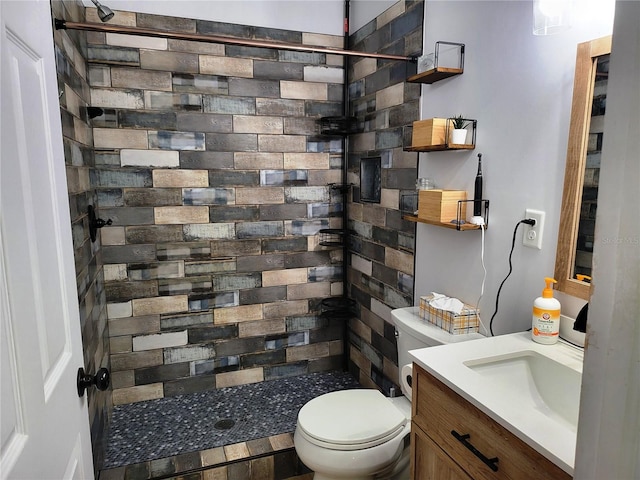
[55,20,417,63]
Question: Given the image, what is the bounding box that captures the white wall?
[414,0,614,335]
[350,0,396,33]
[83,0,396,36]
[84,0,345,34]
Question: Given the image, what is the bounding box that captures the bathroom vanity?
[410,364,571,479]
[409,332,582,479]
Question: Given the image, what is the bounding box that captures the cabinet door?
[414,365,572,480]
[412,424,472,480]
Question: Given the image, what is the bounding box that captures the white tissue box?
[419,294,479,334]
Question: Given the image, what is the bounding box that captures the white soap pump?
[532,277,561,345]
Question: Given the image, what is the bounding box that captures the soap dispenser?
[532,277,561,345]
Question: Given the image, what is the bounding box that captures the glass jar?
[416,177,436,190]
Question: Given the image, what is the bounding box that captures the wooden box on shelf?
[411,118,448,149]
[418,190,467,223]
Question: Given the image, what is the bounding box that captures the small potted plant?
[450,115,469,145]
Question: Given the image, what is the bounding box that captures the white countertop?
[409,331,584,475]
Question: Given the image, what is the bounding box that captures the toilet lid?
[297,389,407,449]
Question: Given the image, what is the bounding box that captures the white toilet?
[294,306,483,480]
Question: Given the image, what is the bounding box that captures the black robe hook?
[88,205,112,242]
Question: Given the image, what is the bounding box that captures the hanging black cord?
[489,219,535,336]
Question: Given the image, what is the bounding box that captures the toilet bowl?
[294,389,411,480]
[294,306,483,479]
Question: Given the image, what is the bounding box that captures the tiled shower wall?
[51,0,111,472]
[85,9,347,405]
[346,0,422,393]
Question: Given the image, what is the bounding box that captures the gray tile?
[236,221,284,239]
[188,291,238,311]
[123,462,149,480]
[191,356,239,375]
[204,96,255,115]
[159,276,212,296]
[164,375,216,398]
[265,332,309,350]
[210,206,260,222]
[183,188,234,206]
[161,312,213,330]
[124,188,182,207]
[208,170,259,187]
[285,316,328,332]
[261,237,307,253]
[225,45,278,60]
[236,254,284,273]
[149,131,206,151]
[210,240,261,257]
[91,169,152,188]
[118,110,177,130]
[126,225,183,244]
[88,45,140,66]
[187,325,238,343]
[264,362,308,381]
[134,363,190,385]
[240,350,285,368]
[212,273,261,292]
[106,280,158,303]
[176,113,233,133]
[173,74,229,94]
[253,61,303,80]
[104,372,359,469]
[136,13,196,32]
[278,50,324,64]
[180,151,234,170]
[284,251,332,269]
[103,245,156,264]
[206,133,258,153]
[228,78,280,98]
[157,242,211,261]
[149,457,176,478]
[256,98,304,117]
[101,207,154,226]
[215,337,264,357]
[239,286,287,305]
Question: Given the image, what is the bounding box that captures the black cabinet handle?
[451,430,499,472]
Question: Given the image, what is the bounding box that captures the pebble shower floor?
[104,371,360,468]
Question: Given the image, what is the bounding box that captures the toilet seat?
[297,389,407,451]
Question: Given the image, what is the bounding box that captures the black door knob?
[77,367,110,397]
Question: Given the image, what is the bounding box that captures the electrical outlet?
[523,209,545,249]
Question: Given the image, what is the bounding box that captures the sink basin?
[464,350,581,430]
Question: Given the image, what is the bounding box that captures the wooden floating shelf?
[403,215,485,230]
[407,67,464,84]
[405,143,475,152]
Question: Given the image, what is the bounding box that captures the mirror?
[555,36,612,300]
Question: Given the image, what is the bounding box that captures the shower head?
[90,0,114,22]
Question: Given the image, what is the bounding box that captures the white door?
[0,1,94,479]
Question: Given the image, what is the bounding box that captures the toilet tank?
[391,307,483,398]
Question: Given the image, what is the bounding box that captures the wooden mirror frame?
[555,35,612,300]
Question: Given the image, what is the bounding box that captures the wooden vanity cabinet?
[410,364,572,480]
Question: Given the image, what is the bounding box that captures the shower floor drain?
[214,419,235,430]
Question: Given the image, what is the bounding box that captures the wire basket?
[319,116,360,136]
[320,297,356,319]
[319,228,344,247]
